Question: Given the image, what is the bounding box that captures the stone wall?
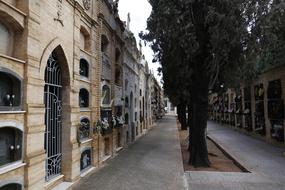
[0,1,157,189]
[209,64,285,147]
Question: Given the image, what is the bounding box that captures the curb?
[207,135,251,173]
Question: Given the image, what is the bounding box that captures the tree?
[245,0,285,72]
[141,0,248,167]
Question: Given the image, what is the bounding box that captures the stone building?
[151,75,164,121]
[0,0,162,189]
[138,54,152,135]
[164,97,177,115]
[98,0,125,165]
[122,20,140,143]
[0,0,126,189]
[209,64,285,147]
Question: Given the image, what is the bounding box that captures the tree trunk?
[177,104,182,123]
[180,104,187,130]
[189,77,211,167]
[187,103,192,152]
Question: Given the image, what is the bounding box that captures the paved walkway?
[185,121,285,190]
[74,115,185,190]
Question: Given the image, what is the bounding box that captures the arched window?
[0,127,22,167]
[102,85,111,105]
[0,183,22,190]
[101,35,109,53]
[80,149,91,172]
[79,88,89,108]
[0,69,22,111]
[0,22,11,55]
[80,27,91,52]
[80,59,89,78]
[78,117,91,140]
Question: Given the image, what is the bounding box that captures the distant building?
[164,97,177,115]
[208,64,285,146]
[151,76,165,120]
[122,26,140,142]
[138,53,152,134]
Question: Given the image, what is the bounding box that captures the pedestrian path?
[185,121,285,190]
[73,115,185,190]
[207,121,285,182]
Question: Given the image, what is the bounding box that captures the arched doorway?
[44,50,65,181]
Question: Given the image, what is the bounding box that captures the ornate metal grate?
[44,52,62,181]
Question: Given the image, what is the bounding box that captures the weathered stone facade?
[0,0,102,189]
[209,64,285,147]
[138,55,152,135]
[122,22,155,142]
[122,29,140,142]
[151,75,164,121]
[0,1,163,189]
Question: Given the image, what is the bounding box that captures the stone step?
[52,182,73,190]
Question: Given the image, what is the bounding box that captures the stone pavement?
[73,115,186,190]
[73,117,285,190]
[185,121,285,190]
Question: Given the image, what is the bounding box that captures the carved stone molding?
[54,0,64,26]
[83,0,91,10]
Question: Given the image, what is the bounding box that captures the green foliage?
[245,0,285,73]
[140,0,285,167]
[141,0,250,102]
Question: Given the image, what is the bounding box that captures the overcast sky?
[118,0,162,84]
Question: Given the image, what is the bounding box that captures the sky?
[118,0,162,84]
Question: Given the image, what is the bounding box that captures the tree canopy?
[141,0,285,167]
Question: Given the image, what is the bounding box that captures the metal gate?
[44,52,62,181]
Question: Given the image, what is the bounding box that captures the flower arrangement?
[113,116,124,128]
[95,118,111,135]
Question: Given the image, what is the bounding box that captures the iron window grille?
[44,52,63,181]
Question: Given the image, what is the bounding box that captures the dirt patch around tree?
[178,122,243,172]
